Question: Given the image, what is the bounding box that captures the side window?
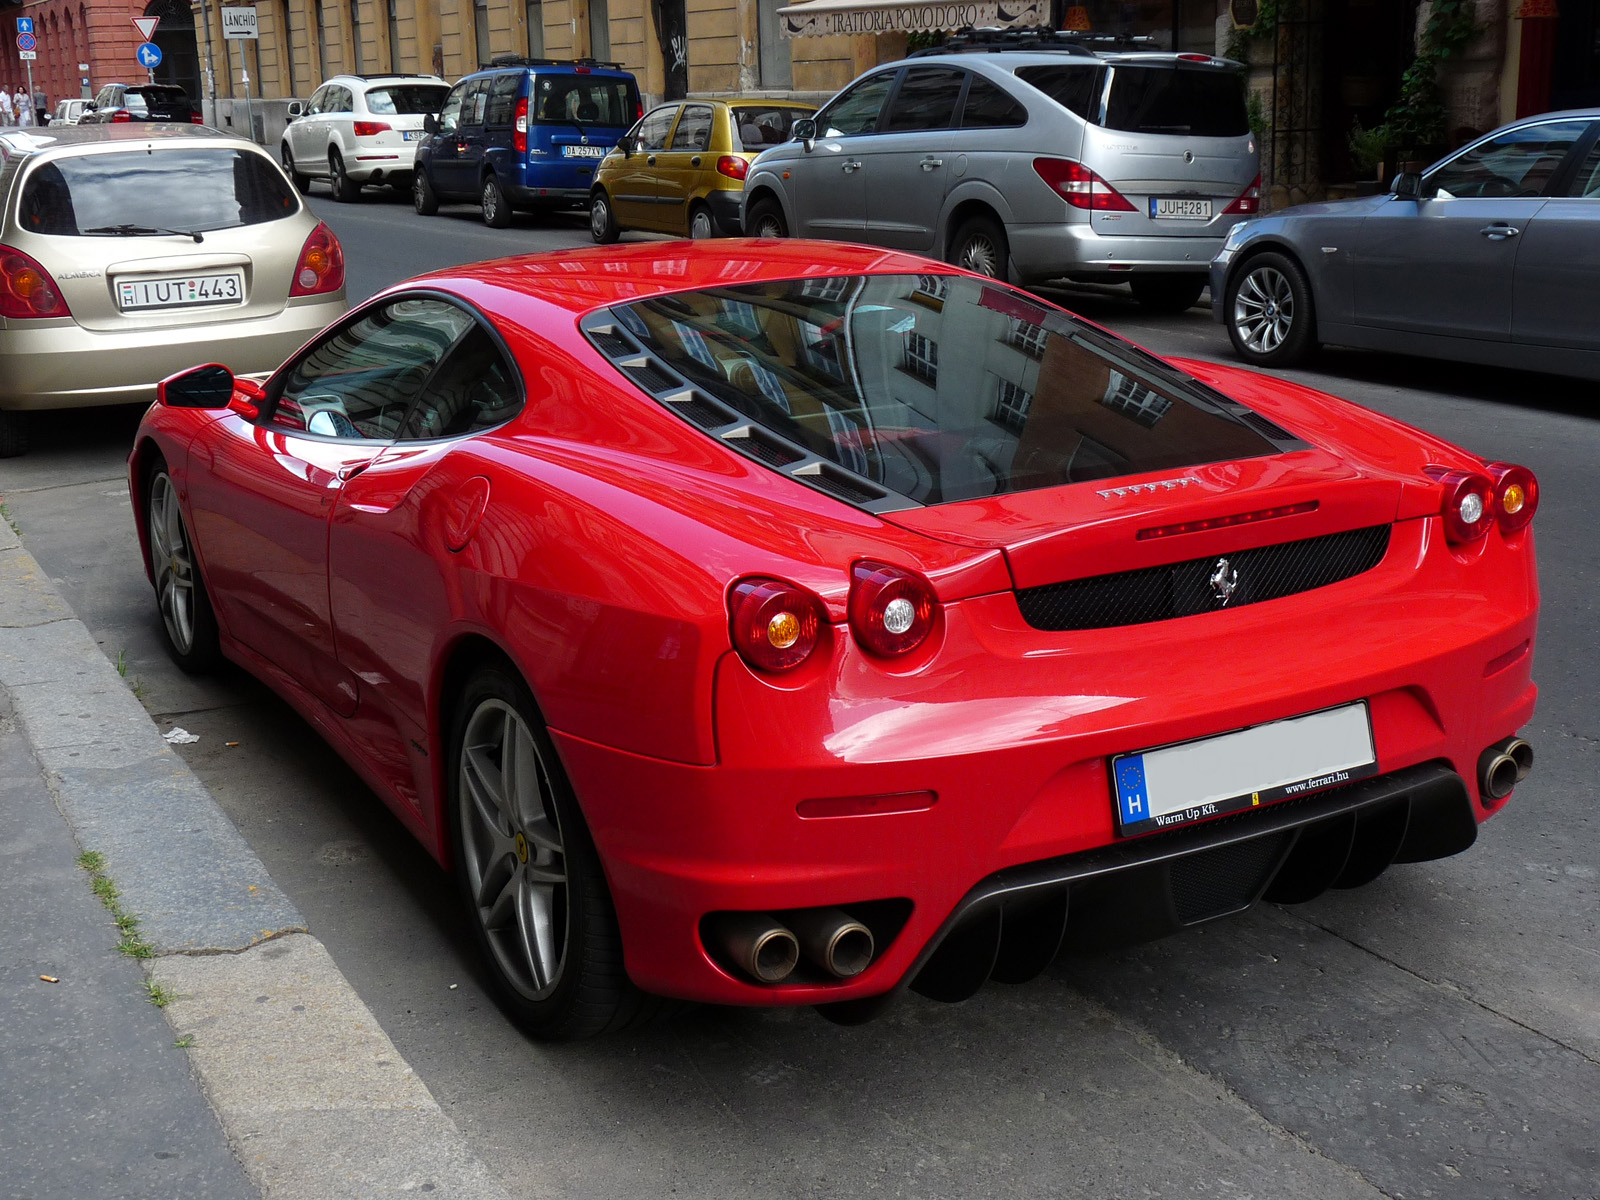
[399,325,522,440]
[1428,119,1591,199]
[1566,135,1600,197]
[126,92,150,117]
[94,85,114,107]
[464,80,491,127]
[267,298,478,440]
[306,86,327,115]
[485,74,521,126]
[326,87,348,114]
[961,75,1030,128]
[818,72,897,138]
[881,68,965,134]
[437,83,468,134]
[670,104,713,150]
[635,105,679,151]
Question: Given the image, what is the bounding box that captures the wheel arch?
[742,179,791,226]
[1224,238,1321,339]
[939,185,1014,259]
[128,435,166,586]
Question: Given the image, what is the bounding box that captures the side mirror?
[158,364,236,409]
[792,117,816,150]
[423,112,438,134]
[286,100,304,119]
[616,135,633,156]
[1391,172,1424,200]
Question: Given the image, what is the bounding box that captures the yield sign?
[132,15,159,40]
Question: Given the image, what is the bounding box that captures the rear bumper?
[1009,222,1226,283]
[507,182,590,207]
[555,517,1538,1007]
[0,295,344,410]
[348,142,421,180]
[707,189,744,234]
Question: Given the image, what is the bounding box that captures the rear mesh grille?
[665,394,732,431]
[622,360,681,394]
[1170,831,1293,923]
[1017,525,1391,631]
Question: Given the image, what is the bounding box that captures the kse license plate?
[117,271,244,311]
[1151,197,1213,220]
[1111,702,1377,836]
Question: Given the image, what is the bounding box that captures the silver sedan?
[1211,109,1600,380]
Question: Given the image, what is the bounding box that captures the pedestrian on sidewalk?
[13,88,33,127]
[34,86,48,124]
[0,88,14,126]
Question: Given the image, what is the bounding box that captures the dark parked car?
[413,55,642,227]
[81,83,202,125]
[1212,108,1600,378]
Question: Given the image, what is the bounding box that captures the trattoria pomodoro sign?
[778,0,1046,38]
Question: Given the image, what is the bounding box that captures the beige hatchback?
[0,125,348,456]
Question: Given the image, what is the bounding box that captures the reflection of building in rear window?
[18,149,298,236]
[798,321,843,380]
[1007,318,1049,358]
[825,408,869,474]
[910,275,947,307]
[902,331,938,383]
[993,378,1033,436]
[365,85,450,115]
[1101,370,1172,427]
[800,277,850,303]
[671,320,717,369]
[719,301,762,336]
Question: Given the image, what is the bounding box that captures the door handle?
[841,159,863,174]
[337,462,370,482]
[690,155,702,167]
[920,156,944,170]
[1480,224,1521,239]
[647,154,657,166]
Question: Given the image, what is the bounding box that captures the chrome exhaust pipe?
[710,913,799,984]
[1504,737,1534,782]
[1477,741,1522,802]
[784,908,875,979]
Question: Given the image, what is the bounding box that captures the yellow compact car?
[589,100,815,242]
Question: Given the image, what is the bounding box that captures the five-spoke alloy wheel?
[145,462,221,672]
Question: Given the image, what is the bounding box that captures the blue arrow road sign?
[18,33,37,51]
[137,42,163,69]
[16,17,33,34]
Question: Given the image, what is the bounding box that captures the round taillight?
[848,561,936,657]
[1435,469,1496,544]
[728,578,825,673]
[1486,462,1538,534]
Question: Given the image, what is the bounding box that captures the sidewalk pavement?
[0,513,511,1198]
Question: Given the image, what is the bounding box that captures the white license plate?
[117,271,244,312]
[561,144,607,159]
[1151,197,1213,221]
[1111,702,1377,836]
[403,130,422,141]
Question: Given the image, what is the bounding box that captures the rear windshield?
[530,75,638,126]
[1103,65,1248,137]
[17,148,299,237]
[731,106,813,150]
[602,274,1292,505]
[365,85,449,115]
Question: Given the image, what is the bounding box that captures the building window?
[474,0,491,67]
[993,379,1033,436]
[1006,318,1049,359]
[1100,370,1172,427]
[348,0,362,72]
[525,0,544,57]
[902,332,938,385]
[387,0,401,73]
[800,277,850,303]
[757,0,791,89]
[909,274,947,309]
[587,0,610,60]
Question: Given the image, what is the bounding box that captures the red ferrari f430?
[130,242,1539,1038]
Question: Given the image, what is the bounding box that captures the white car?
[51,98,92,125]
[281,73,450,201]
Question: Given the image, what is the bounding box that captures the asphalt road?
[3,183,1597,1199]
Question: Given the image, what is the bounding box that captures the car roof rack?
[347,72,443,81]
[907,27,1161,57]
[482,54,626,71]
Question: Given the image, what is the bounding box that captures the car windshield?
[731,106,812,149]
[130,86,187,104]
[17,148,299,236]
[530,76,638,126]
[603,274,1293,505]
[365,85,449,115]
[1103,65,1248,137]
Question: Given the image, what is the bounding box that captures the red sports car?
[130,241,1539,1039]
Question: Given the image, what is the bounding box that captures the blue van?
[413,56,642,227]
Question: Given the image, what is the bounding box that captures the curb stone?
[0,528,512,1200]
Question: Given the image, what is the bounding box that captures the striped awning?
[777,0,1048,39]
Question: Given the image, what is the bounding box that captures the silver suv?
[742,39,1259,311]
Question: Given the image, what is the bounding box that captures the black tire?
[447,662,653,1039]
[330,150,361,202]
[0,408,29,458]
[281,143,310,195]
[1129,273,1208,314]
[688,203,716,240]
[413,167,439,216]
[481,174,512,229]
[144,457,221,674]
[947,214,1009,280]
[1224,250,1318,367]
[745,196,788,239]
[589,189,619,244]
